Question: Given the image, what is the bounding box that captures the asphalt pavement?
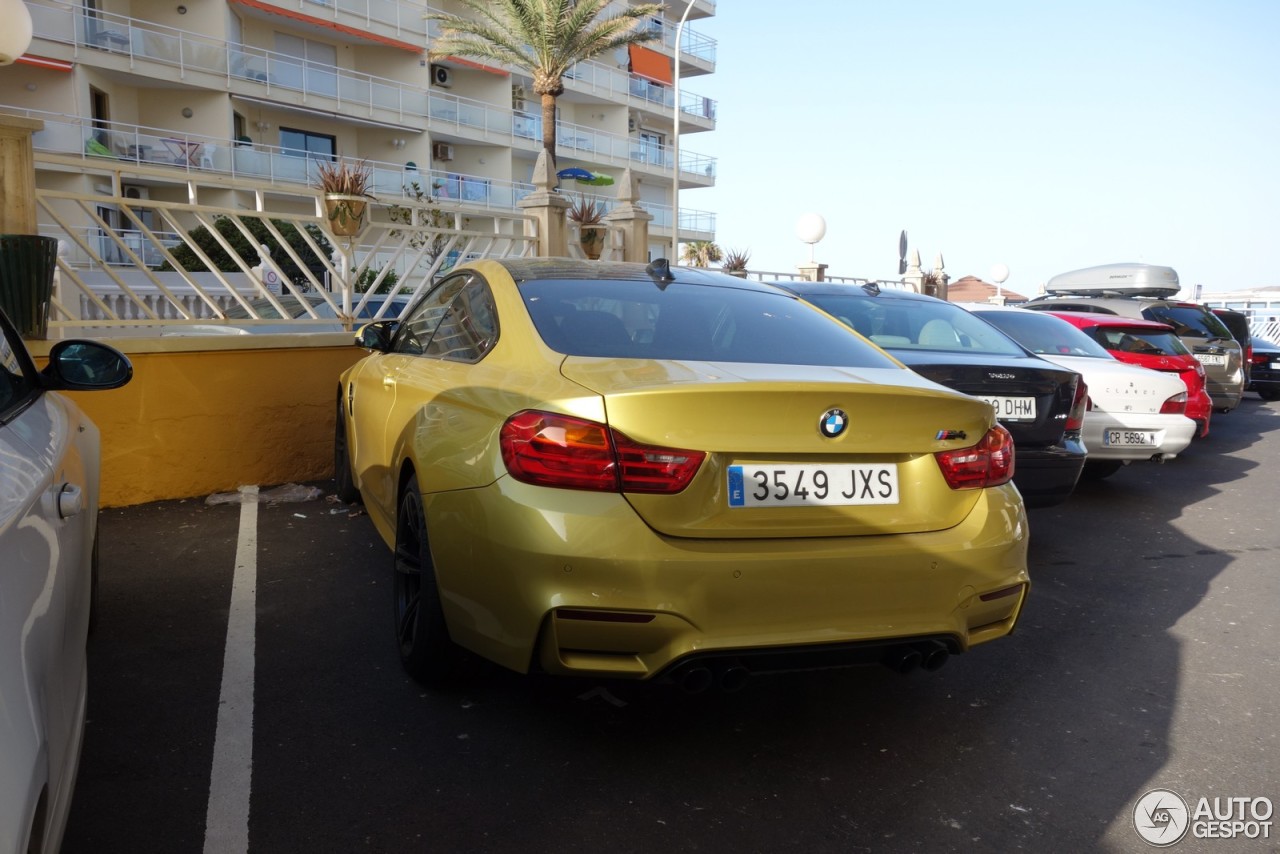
[62,396,1280,853]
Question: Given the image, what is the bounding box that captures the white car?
[966,305,1197,479]
[1,308,131,854]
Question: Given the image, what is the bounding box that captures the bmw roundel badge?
[819,408,848,438]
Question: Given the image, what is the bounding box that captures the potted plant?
[0,234,59,339]
[316,158,374,237]
[721,247,751,278]
[568,194,605,260]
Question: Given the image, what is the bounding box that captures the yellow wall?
[33,335,365,508]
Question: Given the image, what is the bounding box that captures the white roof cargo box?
[1045,263,1180,297]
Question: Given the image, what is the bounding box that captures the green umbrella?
[582,172,615,186]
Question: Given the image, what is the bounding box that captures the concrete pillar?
[933,252,950,301]
[601,168,653,263]
[903,248,924,293]
[516,149,569,258]
[0,112,43,234]
[797,262,827,282]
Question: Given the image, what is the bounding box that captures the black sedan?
[778,282,1087,508]
[1250,336,1280,401]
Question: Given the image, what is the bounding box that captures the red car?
[1050,312,1213,438]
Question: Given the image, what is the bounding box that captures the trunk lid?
[893,352,1079,448]
[559,358,1000,539]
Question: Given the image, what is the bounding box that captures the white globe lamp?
[795,213,827,262]
[991,263,1010,302]
[0,0,34,65]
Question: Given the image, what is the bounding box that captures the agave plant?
[315,158,373,197]
[567,194,604,226]
[721,247,751,273]
[315,159,374,234]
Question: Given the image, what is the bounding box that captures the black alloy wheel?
[393,473,455,684]
[333,386,360,503]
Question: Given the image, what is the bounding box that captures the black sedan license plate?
[727,464,899,507]
[982,395,1036,421]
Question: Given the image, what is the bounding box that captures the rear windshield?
[974,310,1115,359]
[1143,304,1233,340]
[793,292,1029,356]
[521,279,900,368]
[1081,326,1191,357]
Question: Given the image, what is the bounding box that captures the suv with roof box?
[1021,263,1244,413]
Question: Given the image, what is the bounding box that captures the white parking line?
[203,485,258,854]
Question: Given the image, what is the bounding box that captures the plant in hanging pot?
[316,158,374,237]
[0,234,59,339]
[567,194,606,260]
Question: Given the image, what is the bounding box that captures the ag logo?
[1133,788,1190,846]
[819,408,848,438]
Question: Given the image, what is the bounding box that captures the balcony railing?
[28,4,717,168]
[14,108,717,236]
[259,0,432,42]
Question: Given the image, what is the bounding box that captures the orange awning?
[629,45,671,85]
[227,0,422,53]
[443,57,509,77]
[17,55,74,72]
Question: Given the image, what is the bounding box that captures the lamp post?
[669,0,696,262]
[0,0,34,65]
[991,263,1010,304]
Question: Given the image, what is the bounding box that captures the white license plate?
[982,396,1036,422]
[1195,353,1226,366]
[727,464,899,507]
[1105,429,1156,446]
[1270,362,1280,370]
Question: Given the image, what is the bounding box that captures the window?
[521,279,902,368]
[274,33,337,97]
[392,273,499,363]
[0,317,36,422]
[279,128,335,160]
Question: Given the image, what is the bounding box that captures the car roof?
[1044,311,1176,331]
[772,280,943,304]
[485,258,786,295]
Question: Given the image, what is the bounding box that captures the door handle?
[58,483,84,519]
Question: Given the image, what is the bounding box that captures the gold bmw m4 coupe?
[336,259,1029,690]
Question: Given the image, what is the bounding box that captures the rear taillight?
[1160,392,1188,415]
[1065,378,1088,432]
[500,410,705,494]
[1252,352,1269,367]
[934,425,1015,490]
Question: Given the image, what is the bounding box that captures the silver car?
[1,309,131,854]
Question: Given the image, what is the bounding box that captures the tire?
[393,474,456,685]
[1259,388,1280,402]
[1082,460,1124,480]
[333,386,360,504]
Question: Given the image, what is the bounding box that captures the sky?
[688,1,1280,296]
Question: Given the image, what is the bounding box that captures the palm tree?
[428,0,663,167]
[680,240,723,268]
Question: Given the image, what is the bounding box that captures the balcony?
[15,108,716,237]
[27,5,717,172]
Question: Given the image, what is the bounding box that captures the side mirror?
[41,340,133,391]
[355,320,397,352]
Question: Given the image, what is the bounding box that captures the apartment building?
[6,0,717,264]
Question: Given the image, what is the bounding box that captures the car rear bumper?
[424,480,1029,679]
[1010,436,1086,508]
[1205,375,1245,411]
[1080,411,1196,460]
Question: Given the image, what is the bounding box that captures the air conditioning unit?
[432,142,454,162]
[430,64,452,88]
[627,114,638,133]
